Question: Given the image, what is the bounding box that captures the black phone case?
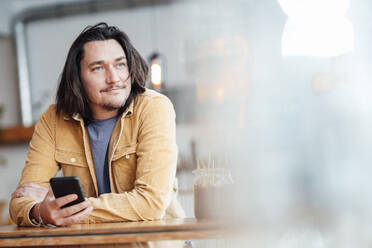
[50,176,85,208]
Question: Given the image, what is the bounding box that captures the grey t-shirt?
[87,115,118,195]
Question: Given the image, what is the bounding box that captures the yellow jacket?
[9,89,185,226]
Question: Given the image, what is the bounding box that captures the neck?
[92,108,118,120]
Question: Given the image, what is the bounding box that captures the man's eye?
[92,66,103,72]
[117,63,127,68]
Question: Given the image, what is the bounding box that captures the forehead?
[82,39,126,62]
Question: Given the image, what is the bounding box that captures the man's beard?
[99,82,131,111]
[101,98,126,111]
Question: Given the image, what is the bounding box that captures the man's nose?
[106,66,120,84]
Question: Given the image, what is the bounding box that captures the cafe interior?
[0,0,372,247]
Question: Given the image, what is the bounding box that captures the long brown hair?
[56,22,147,120]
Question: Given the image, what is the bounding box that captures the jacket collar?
[63,100,134,121]
[63,113,81,121]
[122,98,134,118]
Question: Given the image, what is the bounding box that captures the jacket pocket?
[55,149,87,167]
[111,143,137,192]
[55,149,93,196]
[112,143,137,161]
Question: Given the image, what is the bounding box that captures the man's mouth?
[101,85,125,93]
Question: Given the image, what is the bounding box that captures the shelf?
[0,125,34,144]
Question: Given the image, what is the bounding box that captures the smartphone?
[50,176,85,208]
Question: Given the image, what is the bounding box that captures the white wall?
[0,36,30,224]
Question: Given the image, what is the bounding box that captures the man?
[10,22,185,227]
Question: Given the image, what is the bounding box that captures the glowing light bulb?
[151,62,162,88]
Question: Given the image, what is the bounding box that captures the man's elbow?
[140,208,166,221]
[9,197,36,226]
[9,198,26,225]
[136,193,171,221]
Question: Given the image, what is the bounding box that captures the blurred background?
[1,0,372,247]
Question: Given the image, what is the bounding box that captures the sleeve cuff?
[25,202,40,227]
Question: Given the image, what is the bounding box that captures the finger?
[52,194,78,209]
[58,200,91,218]
[55,206,93,226]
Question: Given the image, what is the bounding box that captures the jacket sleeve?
[87,96,179,223]
[9,106,60,226]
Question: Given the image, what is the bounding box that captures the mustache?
[100,85,126,93]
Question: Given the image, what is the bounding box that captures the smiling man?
[9,23,185,227]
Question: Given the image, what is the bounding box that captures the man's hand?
[34,188,93,226]
[12,183,93,226]
[11,182,48,202]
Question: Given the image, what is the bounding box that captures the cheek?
[85,87,97,98]
[120,68,130,78]
[83,80,101,101]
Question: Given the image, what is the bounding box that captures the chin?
[102,104,123,111]
[102,100,127,110]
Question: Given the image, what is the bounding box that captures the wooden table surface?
[0,218,230,247]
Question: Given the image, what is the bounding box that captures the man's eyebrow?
[88,60,104,67]
[88,56,127,67]
[115,56,127,62]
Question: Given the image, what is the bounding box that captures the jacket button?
[70,157,76,163]
[125,154,130,159]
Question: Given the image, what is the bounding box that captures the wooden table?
[0,218,230,247]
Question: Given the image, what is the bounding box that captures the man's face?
[80,39,131,118]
